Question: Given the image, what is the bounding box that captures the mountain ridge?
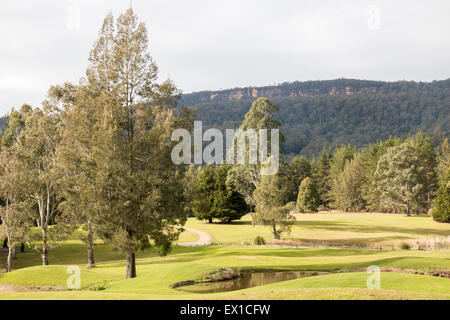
[181,78,450,156]
[180,78,450,105]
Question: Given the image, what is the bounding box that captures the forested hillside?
[180,79,450,155]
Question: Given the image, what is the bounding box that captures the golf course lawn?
[0,213,449,300]
[183,213,450,248]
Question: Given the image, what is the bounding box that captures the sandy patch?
[0,284,65,293]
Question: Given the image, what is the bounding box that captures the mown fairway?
[182,213,450,248]
[0,213,449,300]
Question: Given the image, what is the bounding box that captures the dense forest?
[180,79,450,156]
[3,79,449,156]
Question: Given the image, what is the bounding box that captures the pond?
[176,271,325,294]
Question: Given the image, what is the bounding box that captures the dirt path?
[0,284,65,293]
[177,227,213,246]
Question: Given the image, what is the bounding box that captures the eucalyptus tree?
[0,104,32,148]
[51,82,103,267]
[0,104,33,253]
[16,105,63,265]
[253,173,294,239]
[0,146,33,272]
[226,98,283,210]
[375,142,425,216]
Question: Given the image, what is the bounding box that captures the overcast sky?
[1,0,450,115]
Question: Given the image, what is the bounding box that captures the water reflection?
[177,271,323,294]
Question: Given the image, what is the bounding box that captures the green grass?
[0,213,449,300]
[1,244,449,299]
[186,212,450,248]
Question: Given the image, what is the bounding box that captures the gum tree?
[226,98,283,210]
[375,142,424,216]
[253,173,294,239]
[17,106,63,265]
[0,146,32,272]
[54,83,101,267]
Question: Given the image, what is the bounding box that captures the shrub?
[254,236,266,245]
[401,243,411,250]
[87,280,111,291]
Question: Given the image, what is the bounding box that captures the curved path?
[177,227,213,246]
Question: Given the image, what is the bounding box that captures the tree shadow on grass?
[293,220,450,237]
[240,256,436,273]
[282,235,413,247]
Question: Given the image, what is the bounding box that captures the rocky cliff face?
[180,79,394,105]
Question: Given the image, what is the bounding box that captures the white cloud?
[1,0,449,115]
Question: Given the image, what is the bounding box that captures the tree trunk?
[87,224,95,268]
[41,228,49,265]
[272,221,280,240]
[20,242,25,253]
[208,217,213,224]
[11,246,16,260]
[2,238,7,248]
[125,249,136,279]
[6,245,13,273]
[406,203,411,217]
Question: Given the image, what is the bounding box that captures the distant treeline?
[180,79,450,156]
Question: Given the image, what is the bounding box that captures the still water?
[177,271,323,294]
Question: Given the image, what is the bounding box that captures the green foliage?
[375,142,425,215]
[86,280,112,291]
[254,174,294,239]
[296,177,320,213]
[54,83,100,266]
[0,104,32,147]
[330,156,366,212]
[254,236,266,245]
[82,9,193,278]
[182,79,450,156]
[358,137,404,211]
[311,148,332,205]
[437,138,450,183]
[16,106,65,265]
[0,144,34,271]
[401,243,411,250]
[327,144,355,204]
[412,132,439,211]
[240,97,282,132]
[285,156,311,202]
[183,165,202,217]
[432,170,450,223]
[226,97,283,213]
[213,165,248,223]
[193,165,217,223]
[193,165,248,223]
